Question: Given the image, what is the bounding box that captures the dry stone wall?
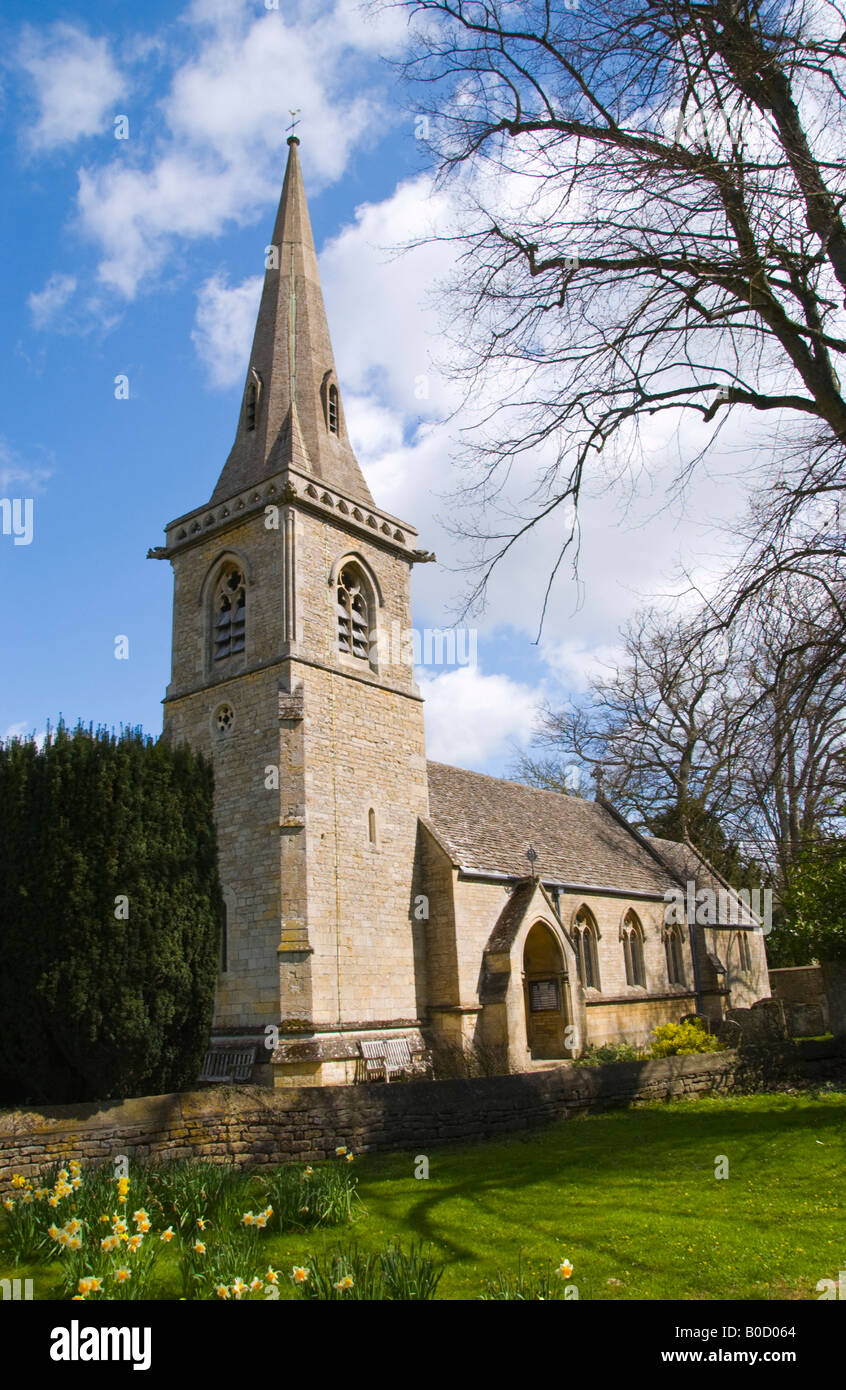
[1,1041,842,1187]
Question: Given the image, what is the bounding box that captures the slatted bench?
[358,1036,432,1083]
[198,1046,257,1084]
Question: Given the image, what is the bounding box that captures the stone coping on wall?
[1,1039,842,1187]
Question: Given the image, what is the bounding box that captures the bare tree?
[514,607,739,826]
[726,569,846,877]
[390,0,846,624]
[516,567,846,889]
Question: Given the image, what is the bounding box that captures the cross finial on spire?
[287,109,301,146]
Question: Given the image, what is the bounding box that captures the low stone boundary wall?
[1,1040,842,1187]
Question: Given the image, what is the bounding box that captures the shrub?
[0,723,222,1104]
[579,1042,648,1067]
[649,1020,725,1057]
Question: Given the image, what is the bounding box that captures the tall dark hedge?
[0,723,222,1105]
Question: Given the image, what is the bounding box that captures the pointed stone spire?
[211,137,374,506]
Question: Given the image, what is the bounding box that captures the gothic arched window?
[336,564,370,661]
[244,369,261,432]
[737,932,752,971]
[622,910,646,988]
[574,907,601,991]
[213,566,246,662]
[665,923,686,986]
[328,384,339,434]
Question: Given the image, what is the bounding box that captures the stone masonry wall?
[1,1041,841,1187]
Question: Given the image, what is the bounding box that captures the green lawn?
[3,1090,844,1299]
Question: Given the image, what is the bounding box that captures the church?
[151,138,771,1087]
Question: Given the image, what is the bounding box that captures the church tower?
[156,138,431,1085]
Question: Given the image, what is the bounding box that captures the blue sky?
[0,0,753,776]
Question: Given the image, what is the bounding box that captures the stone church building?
[153,138,770,1087]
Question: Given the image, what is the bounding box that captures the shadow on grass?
[357,1094,846,1270]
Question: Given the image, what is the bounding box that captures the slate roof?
[425,762,680,897]
[646,836,760,925]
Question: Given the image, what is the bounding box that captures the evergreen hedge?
[0,723,221,1105]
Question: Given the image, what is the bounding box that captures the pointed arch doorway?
[522,921,572,1060]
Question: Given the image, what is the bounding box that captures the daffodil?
[67,1236,82,1252]
[242,1212,255,1226]
[193,1241,206,1256]
[11,1174,26,1189]
[304,1167,313,1176]
[47,1224,60,1241]
[292,1266,309,1283]
[215,1284,230,1299]
[334,1275,354,1291]
[266,1268,279,1284]
[78,1279,92,1296]
[250,1278,263,1292]
[555,1260,574,1280]
[127,1234,143,1252]
[335,1146,347,1156]
[345,1153,354,1164]
[114,1268,131,1284]
[137,1218,151,1234]
[88,1277,102,1293]
[112,1219,127,1236]
[160,1227,175,1243]
[2,1199,13,1212]
[196,1217,209,1230]
[133,1209,149,1225]
[232,1279,248,1297]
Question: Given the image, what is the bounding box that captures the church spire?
[211,137,374,506]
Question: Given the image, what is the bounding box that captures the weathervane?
[287,109,301,143]
[526,844,538,878]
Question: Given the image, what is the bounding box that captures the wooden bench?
[358,1036,432,1083]
[198,1046,257,1084]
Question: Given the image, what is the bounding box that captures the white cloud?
[17,22,126,152]
[192,273,263,388]
[419,665,539,766]
[321,173,458,418]
[27,273,77,329]
[0,439,51,494]
[68,3,410,299]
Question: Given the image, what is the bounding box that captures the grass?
[2,1089,844,1299]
